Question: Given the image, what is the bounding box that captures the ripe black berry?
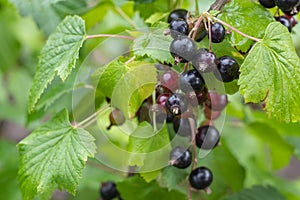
[275,16,292,32]
[195,125,220,150]
[206,91,228,111]
[210,22,226,43]
[214,56,240,82]
[276,0,299,12]
[166,93,188,116]
[189,167,213,190]
[159,70,179,91]
[192,48,217,73]
[107,109,125,130]
[170,36,197,63]
[170,18,189,38]
[259,0,276,8]
[100,181,120,200]
[168,9,188,23]
[170,146,192,169]
[173,117,196,137]
[195,29,208,43]
[179,69,205,93]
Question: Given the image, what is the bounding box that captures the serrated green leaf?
[127,122,170,167]
[219,0,274,52]
[161,166,189,191]
[239,22,300,122]
[222,185,285,200]
[110,61,157,118]
[18,109,96,200]
[9,0,88,35]
[117,175,187,200]
[28,16,85,112]
[133,25,174,63]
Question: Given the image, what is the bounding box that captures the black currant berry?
[276,0,299,12]
[100,181,120,200]
[179,69,205,93]
[107,109,125,130]
[259,0,276,8]
[189,167,213,190]
[195,87,208,105]
[170,18,189,38]
[192,48,217,73]
[275,16,292,32]
[173,117,196,137]
[214,56,240,82]
[206,91,228,111]
[170,36,197,63]
[156,93,170,107]
[165,93,188,116]
[204,106,221,120]
[210,22,226,43]
[285,14,298,27]
[159,70,179,91]
[170,146,192,169]
[195,125,220,150]
[168,9,188,23]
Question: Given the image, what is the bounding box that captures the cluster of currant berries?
[259,0,299,32]
[99,181,122,200]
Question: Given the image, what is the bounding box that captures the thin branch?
[195,0,200,14]
[115,7,139,29]
[211,16,261,42]
[73,104,110,128]
[208,0,230,12]
[85,34,135,41]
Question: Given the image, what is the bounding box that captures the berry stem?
[73,104,110,128]
[195,0,200,15]
[191,16,203,39]
[125,56,136,65]
[188,117,198,200]
[152,91,157,132]
[207,21,213,52]
[85,34,135,41]
[211,16,261,42]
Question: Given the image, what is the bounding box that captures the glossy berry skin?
[195,125,220,150]
[168,9,188,23]
[100,181,120,200]
[192,48,217,73]
[214,56,240,82]
[275,16,292,32]
[189,167,213,190]
[170,146,192,169]
[195,29,208,42]
[159,70,179,91]
[170,36,197,63]
[285,14,298,27]
[206,91,228,111]
[173,117,196,137]
[156,93,170,107]
[179,69,205,93]
[170,18,189,38]
[210,22,226,43]
[276,0,299,12]
[259,0,276,8]
[166,93,188,116]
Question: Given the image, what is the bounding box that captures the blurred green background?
[0,0,300,200]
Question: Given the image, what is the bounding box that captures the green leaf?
[110,61,157,118]
[18,109,96,200]
[28,16,86,112]
[9,0,88,35]
[223,185,285,200]
[219,0,274,52]
[246,122,293,170]
[0,140,22,200]
[239,22,300,122]
[161,166,189,191]
[145,13,168,25]
[117,175,187,200]
[127,122,171,167]
[133,24,174,63]
[140,170,161,183]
